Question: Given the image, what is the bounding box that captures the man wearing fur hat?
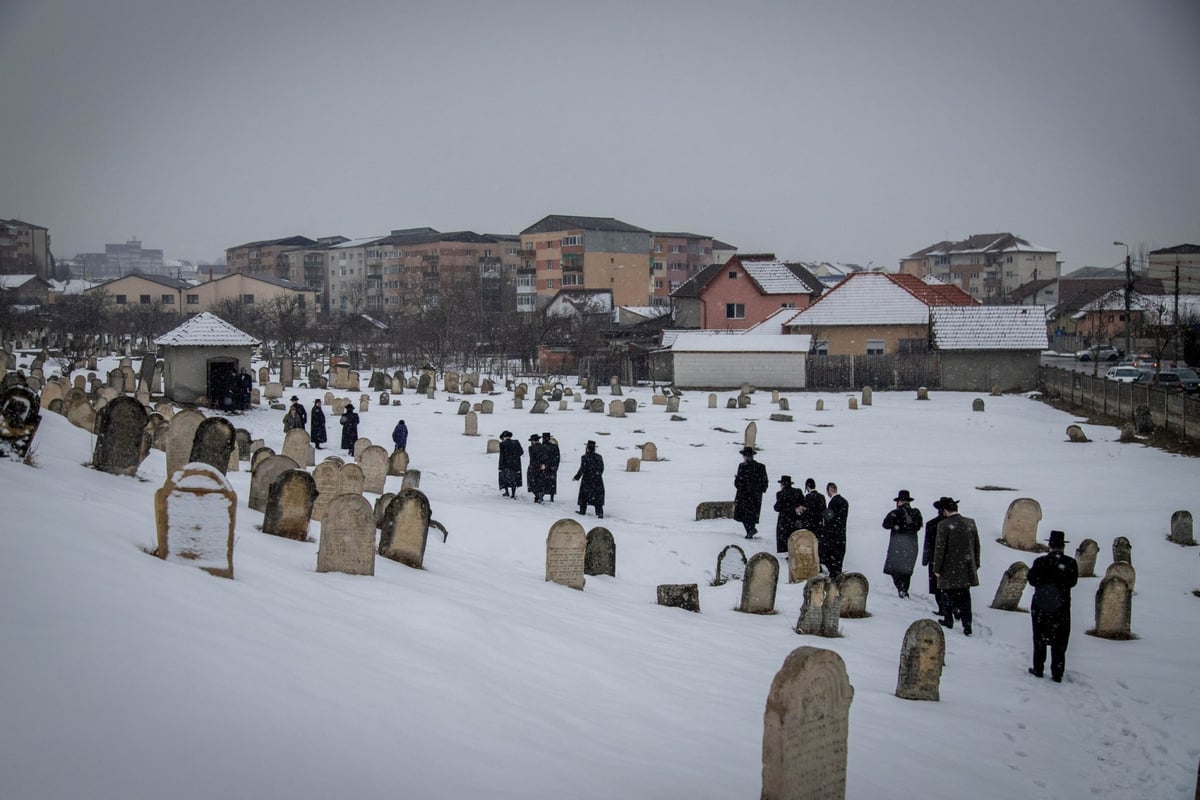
[733,447,769,539]
[1027,530,1078,682]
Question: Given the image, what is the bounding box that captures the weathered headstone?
[464,411,479,437]
[189,417,236,474]
[895,619,946,701]
[249,454,300,512]
[744,421,757,449]
[640,441,658,462]
[165,408,204,477]
[847,396,858,410]
[282,428,314,467]
[1112,535,1132,565]
[250,446,275,472]
[695,501,735,520]
[714,544,748,586]
[378,488,432,569]
[264,382,283,400]
[834,572,869,618]
[861,386,872,406]
[608,399,625,418]
[787,529,820,584]
[815,399,824,411]
[545,518,587,590]
[656,584,700,612]
[358,444,389,493]
[480,399,494,414]
[400,469,421,490]
[917,387,929,400]
[66,396,97,432]
[339,462,365,496]
[625,457,640,472]
[738,552,780,614]
[262,469,317,540]
[990,561,1030,611]
[1091,575,1132,639]
[310,461,341,521]
[1075,538,1100,577]
[584,526,616,577]
[1066,424,1089,443]
[1001,497,1042,551]
[795,576,830,635]
[531,398,549,414]
[778,398,789,411]
[1169,510,1195,546]
[388,448,409,476]
[665,396,680,413]
[972,397,985,412]
[234,428,252,460]
[316,494,376,575]
[353,437,372,460]
[1104,560,1136,592]
[820,581,842,636]
[761,647,854,800]
[708,393,718,409]
[91,396,149,475]
[153,463,236,578]
[0,385,44,461]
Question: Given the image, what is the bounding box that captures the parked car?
[1161,367,1199,393]
[1133,370,1183,390]
[1105,366,1143,383]
[1076,345,1122,362]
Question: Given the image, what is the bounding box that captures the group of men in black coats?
[496,432,561,503]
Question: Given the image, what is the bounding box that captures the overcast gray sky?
[2,0,1197,272]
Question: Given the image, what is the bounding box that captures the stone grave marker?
[834,572,869,618]
[1001,497,1042,551]
[91,396,148,475]
[352,437,372,460]
[316,494,376,576]
[1066,424,1089,442]
[861,386,873,406]
[656,584,699,612]
[1112,535,1132,565]
[895,619,946,701]
[153,463,236,579]
[480,399,494,414]
[358,445,389,493]
[400,469,421,490]
[778,398,789,411]
[165,408,204,476]
[249,454,300,512]
[262,469,317,540]
[587,398,603,413]
[310,461,341,521]
[640,441,658,462]
[847,396,858,410]
[972,398,985,412]
[464,411,479,436]
[608,399,625,418]
[1103,560,1136,592]
[486,439,500,454]
[264,382,283,400]
[652,394,667,406]
[815,399,824,411]
[545,518,587,590]
[378,488,432,569]
[347,371,361,392]
[1169,510,1194,546]
[388,448,409,476]
[917,387,929,400]
[584,526,616,577]
[358,395,369,413]
[760,646,853,800]
[531,398,549,414]
[1091,575,1132,639]
[339,462,365,496]
[737,394,751,409]
[38,380,63,409]
[625,457,640,472]
[622,398,636,414]
[0,386,44,461]
[258,366,269,384]
[373,493,396,528]
[744,421,757,449]
[990,561,1030,611]
[664,396,679,413]
[708,393,717,409]
[738,552,780,614]
[1075,538,1100,577]
[66,396,97,432]
[713,544,747,586]
[787,530,820,584]
[820,581,842,636]
[695,501,735,520]
[795,575,830,635]
[189,417,236,474]
[250,446,275,472]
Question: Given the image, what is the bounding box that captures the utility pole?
[1115,241,1132,356]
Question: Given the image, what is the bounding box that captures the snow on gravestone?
[154,463,236,578]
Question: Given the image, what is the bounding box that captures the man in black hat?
[527,434,546,503]
[798,477,826,542]
[773,475,805,553]
[573,440,605,518]
[882,489,923,598]
[933,498,980,635]
[733,447,768,539]
[497,430,524,498]
[922,497,952,616]
[289,396,307,429]
[1027,530,1079,682]
[540,432,560,502]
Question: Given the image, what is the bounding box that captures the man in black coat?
[526,434,545,503]
[823,482,849,579]
[1027,529,1079,682]
[289,396,308,429]
[933,498,980,636]
[339,405,359,455]
[773,475,805,553]
[497,431,524,498]
[798,478,826,541]
[733,447,768,539]
[921,497,950,616]
[573,440,605,518]
[541,432,560,502]
[310,399,327,449]
[882,489,923,598]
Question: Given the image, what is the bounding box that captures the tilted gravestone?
[1001,497,1042,551]
[1103,560,1136,592]
[165,409,204,477]
[1169,510,1194,546]
[1112,535,1132,565]
[189,417,236,475]
[656,584,700,612]
[1066,424,1089,442]
[795,575,831,635]
[1075,538,1100,577]
[895,619,946,701]
[457,400,470,416]
[545,518,587,590]
[990,561,1030,611]
[310,461,341,522]
[738,552,780,614]
[1091,575,1132,639]
[761,646,854,800]
[358,445,389,494]
[584,526,616,577]
[0,385,44,461]
[154,463,236,579]
[713,544,748,586]
[262,469,317,540]
[316,494,376,576]
[834,572,870,618]
[249,454,300,512]
[787,529,820,584]
[91,395,149,475]
[378,488,432,569]
[388,448,409,476]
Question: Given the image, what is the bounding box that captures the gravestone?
[834,572,869,618]
[652,394,667,406]
[640,441,658,462]
[787,530,820,584]
[990,561,1030,611]
[316,494,376,575]
[917,387,929,400]
[1001,497,1042,551]
[264,382,283,400]
[38,381,63,409]
[358,395,369,413]
[708,393,717,409]
[695,501,735,520]
[513,398,523,410]
[0,386,44,461]
[847,396,857,410]
[1091,575,1132,639]
[769,414,793,422]
[388,448,409,476]
[625,457,640,472]
[378,488,432,569]
[153,463,236,578]
[1104,560,1136,592]
[1075,538,1100,577]
[531,398,549,414]
[347,371,361,392]
[249,454,300,512]
[464,411,479,436]
[250,388,260,406]
[1169,510,1194,546]
[623,398,636,414]
[400,469,421,490]
[815,399,824,411]
[480,399,494,414]
[482,378,494,393]
[737,394,751,409]
[417,373,431,394]
[545,518,587,590]
[608,399,625,418]
[714,544,748,586]
[584,526,616,577]
[358,445,389,493]
[310,461,341,521]
[165,409,204,477]
[820,581,842,636]
[379,391,390,407]
[656,584,700,612]
[282,428,313,467]
[189,417,236,475]
[609,376,622,396]
[895,619,946,701]
[66,397,97,432]
[761,646,853,800]
[234,429,252,460]
[1112,536,1132,565]
[665,396,680,413]
[1066,424,1089,443]
[373,493,396,528]
[738,552,780,614]
[587,399,604,413]
[250,446,275,472]
[461,380,475,395]
[339,462,365,496]
[262,469,317,540]
[258,366,269,385]
[744,421,757,449]
[353,437,372,459]
[795,576,830,635]
[486,439,500,454]
[861,386,872,406]
[91,396,149,475]
[457,400,470,416]
[280,358,294,387]
[778,398,789,411]
[972,398,985,412]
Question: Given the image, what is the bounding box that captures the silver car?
[1105,366,1142,383]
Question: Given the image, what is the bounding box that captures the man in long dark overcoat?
[733,447,768,539]
[773,475,805,553]
[882,489,923,598]
[798,477,826,541]
[1027,529,1078,682]
[933,498,981,635]
[497,430,524,498]
[573,440,605,518]
[310,399,327,449]
[526,434,546,503]
[541,432,560,502]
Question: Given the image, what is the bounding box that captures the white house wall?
[673,352,807,389]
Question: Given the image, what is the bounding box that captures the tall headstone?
[378,488,432,569]
[990,561,1030,611]
[282,428,314,468]
[464,411,479,436]
[189,417,236,475]
[153,463,236,578]
[338,462,365,496]
[584,526,616,577]
[1103,560,1136,592]
[1169,510,1194,546]
[761,647,853,800]
[895,619,946,701]
[1112,536,1132,565]
[1075,538,1100,577]
[744,421,757,449]
[0,386,43,461]
[795,576,830,635]
[834,572,869,618]
[861,386,873,406]
[665,396,680,413]
[91,396,149,475]
[316,494,376,575]
[388,448,409,476]
[738,552,780,614]
[262,469,317,540]
[820,581,842,637]
[249,454,300,512]
[234,428,252,460]
[310,461,341,521]
[358,444,389,493]
[1001,497,1042,551]
[1091,575,1132,639]
[708,393,718,409]
[787,530,820,584]
[165,408,204,477]
[545,518,587,590]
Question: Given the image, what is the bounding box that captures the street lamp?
[1113,241,1132,357]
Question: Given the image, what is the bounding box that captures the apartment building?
[900,233,1059,301]
[0,218,52,280]
[1147,244,1200,295]
[519,215,652,310]
[649,232,718,305]
[225,235,319,277]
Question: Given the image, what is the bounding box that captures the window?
[670,244,682,254]
[814,339,829,356]
[560,235,581,247]
[545,279,555,289]
[161,294,175,304]
[670,262,684,271]
[866,339,885,355]
[654,279,664,289]
[186,294,199,305]
[517,295,535,310]
[115,294,127,305]
[652,261,664,271]
[728,271,738,279]
[781,302,795,308]
[670,281,681,291]
[726,303,745,319]
[139,294,151,304]
[562,274,582,286]
[242,294,255,304]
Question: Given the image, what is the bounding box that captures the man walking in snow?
[733,447,768,539]
[933,498,980,636]
[1027,529,1078,682]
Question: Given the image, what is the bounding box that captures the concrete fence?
[1039,366,1200,441]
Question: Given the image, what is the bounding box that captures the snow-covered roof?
[1072,291,1200,322]
[48,278,103,294]
[930,306,1048,350]
[670,332,812,353]
[620,306,671,319]
[153,312,261,347]
[0,274,41,289]
[784,273,932,326]
[659,329,722,348]
[744,307,803,333]
[740,260,816,294]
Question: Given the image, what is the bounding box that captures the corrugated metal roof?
[930,306,1048,350]
[154,312,261,347]
[671,332,812,353]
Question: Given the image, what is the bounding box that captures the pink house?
[697,256,823,330]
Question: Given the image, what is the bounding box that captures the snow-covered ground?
[2,364,1198,800]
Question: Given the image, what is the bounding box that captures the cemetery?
[1,354,1198,800]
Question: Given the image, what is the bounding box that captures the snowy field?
[2,365,1198,800]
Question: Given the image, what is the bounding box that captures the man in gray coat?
[933,498,980,636]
